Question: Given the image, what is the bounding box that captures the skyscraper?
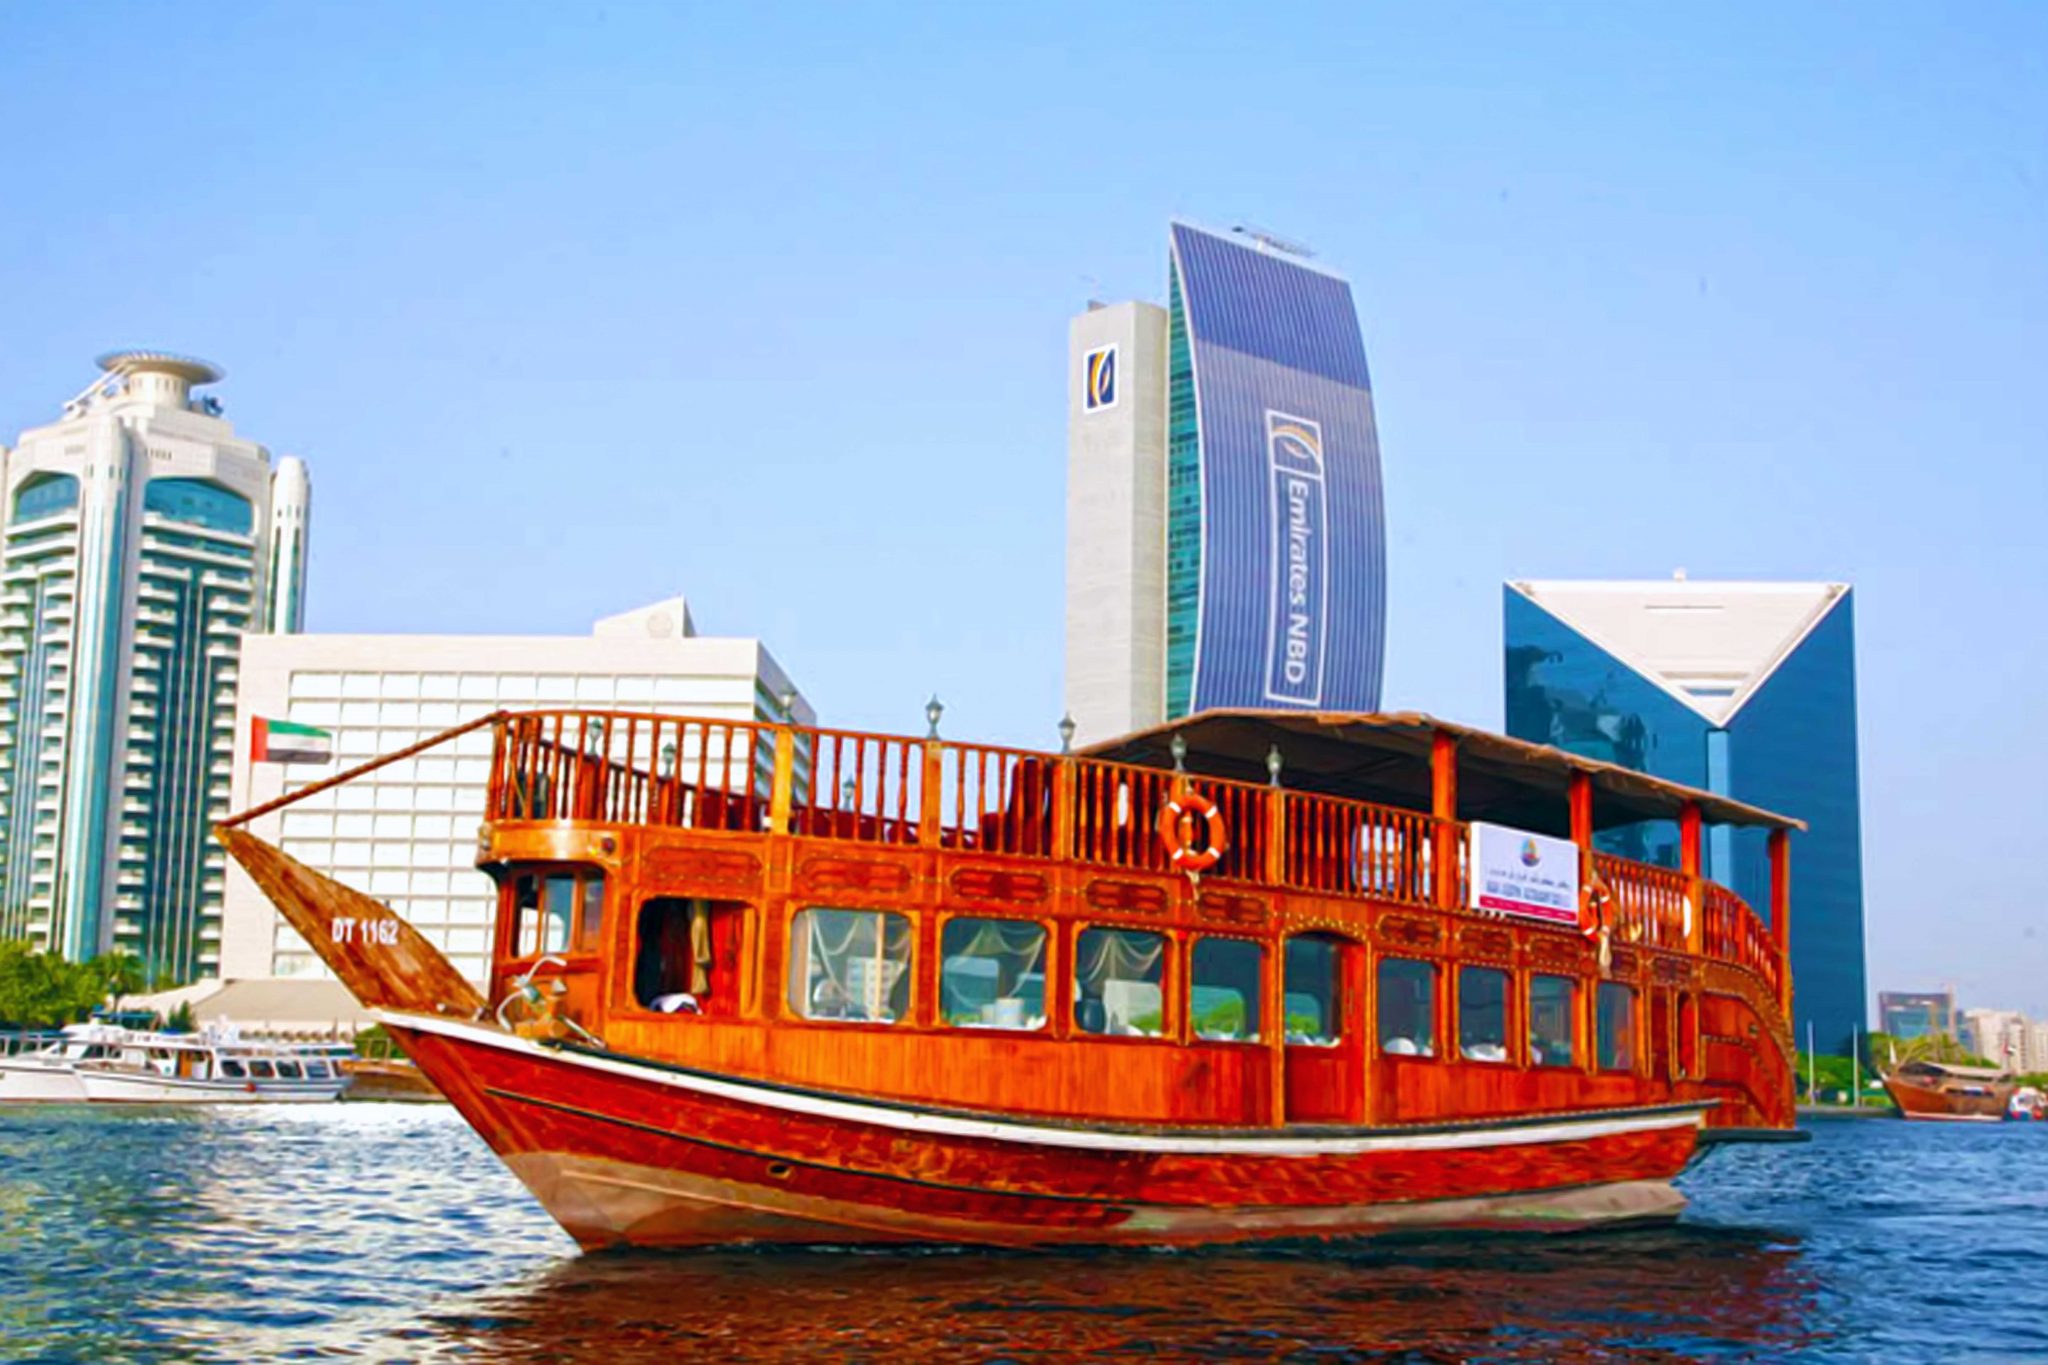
[1503,578,1867,1053]
[0,352,311,979]
[1065,222,1387,745]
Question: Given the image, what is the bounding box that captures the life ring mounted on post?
[1158,790,1227,875]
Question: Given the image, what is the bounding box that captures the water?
[0,1107,2042,1363]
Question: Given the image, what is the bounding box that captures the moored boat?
[1882,1061,2015,1122]
[2,1022,353,1104]
[0,1024,124,1102]
[220,707,1805,1250]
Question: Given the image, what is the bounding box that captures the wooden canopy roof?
[1082,710,1805,837]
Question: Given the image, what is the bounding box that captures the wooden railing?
[1284,791,1439,905]
[1704,880,1782,1001]
[1594,852,1692,952]
[486,710,1785,997]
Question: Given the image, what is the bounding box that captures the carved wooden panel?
[949,867,1051,905]
[641,847,762,890]
[798,857,913,897]
[1457,924,1515,962]
[1651,955,1694,986]
[1083,879,1169,916]
[1194,892,1269,929]
[1375,913,1443,953]
[1525,934,1588,972]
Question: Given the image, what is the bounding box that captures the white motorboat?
[0,1022,352,1104]
[75,1025,352,1103]
[0,1024,127,1102]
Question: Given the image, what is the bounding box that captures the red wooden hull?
[1884,1074,2013,1122]
[393,1010,1704,1250]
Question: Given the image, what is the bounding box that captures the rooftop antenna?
[1230,223,1316,259]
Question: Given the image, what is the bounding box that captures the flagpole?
[1807,1020,1816,1106]
[1852,1022,1861,1110]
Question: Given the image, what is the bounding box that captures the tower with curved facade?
[0,353,311,979]
[1066,222,1386,745]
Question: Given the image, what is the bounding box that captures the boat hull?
[75,1071,350,1104]
[0,1059,89,1102]
[1884,1075,2012,1122]
[389,1011,1704,1251]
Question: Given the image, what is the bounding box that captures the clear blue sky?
[4,3,2043,1016]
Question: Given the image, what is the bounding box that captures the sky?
[2,3,2044,1016]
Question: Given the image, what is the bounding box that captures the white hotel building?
[221,596,810,986]
[0,352,309,980]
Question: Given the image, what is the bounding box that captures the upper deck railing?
[482,710,1788,1000]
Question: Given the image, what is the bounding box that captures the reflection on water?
[433,1229,1822,1363]
[0,1106,2042,1363]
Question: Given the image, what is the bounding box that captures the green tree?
[0,940,105,1029]
[89,951,147,1008]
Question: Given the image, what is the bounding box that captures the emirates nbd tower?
[1065,223,1386,745]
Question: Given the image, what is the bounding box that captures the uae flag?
[250,718,333,765]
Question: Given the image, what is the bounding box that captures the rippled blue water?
[0,1105,2042,1362]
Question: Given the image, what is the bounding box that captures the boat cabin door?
[1281,934,1363,1124]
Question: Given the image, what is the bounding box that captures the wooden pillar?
[768,728,796,834]
[1679,800,1704,954]
[919,741,944,848]
[1568,771,1593,847]
[1051,758,1076,861]
[1769,828,1792,1011]
[1265,785,1288,887]
[1569,770,1595,937]
[1431,729,1459,908]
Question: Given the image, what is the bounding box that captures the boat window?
[305,1060,331,1079]
[1377,958,1436,1057]
[579,874,605,951]
[220,1060,246,1078]
[1075,927,1166,1038]
[1283,935,1341,1046]
[1458,967,1510,1063]
[1597,982,1636,1072]
[940,918,1047,1030]
[1190,937,1263,1043]
[276,1060,303,1079]
[537,874,578,955]
[248,1060,276,1079]
[787,908,912,1023]
[505,867,605,957]
[1529,975,1576,1068]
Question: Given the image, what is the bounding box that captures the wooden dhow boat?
[219,708,1803,1250]
[1882,1060,2017,1122]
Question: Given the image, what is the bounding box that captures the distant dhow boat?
[221,707,1805,1250]
[1882,1061,2016,1122]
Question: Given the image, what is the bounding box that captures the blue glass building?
[1503,580,1867,1055]
[1164,223,1386,717]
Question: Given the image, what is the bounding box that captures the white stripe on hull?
[77,1071,348,1104]
[382,1009,1709,1157]
[0,1060,90,1102]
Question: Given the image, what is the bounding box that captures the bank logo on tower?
[1084,344,1118,411]
[1264,410,1328,705]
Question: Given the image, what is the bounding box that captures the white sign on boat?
[1467,822,1581,927]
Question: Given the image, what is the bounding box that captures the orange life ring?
[1158,791,1226,874]
[1581,867,1611,940]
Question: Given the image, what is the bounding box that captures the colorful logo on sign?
[1263,410,1328,705]
[1084,344,1117,411]
[1520,838,1540,867]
